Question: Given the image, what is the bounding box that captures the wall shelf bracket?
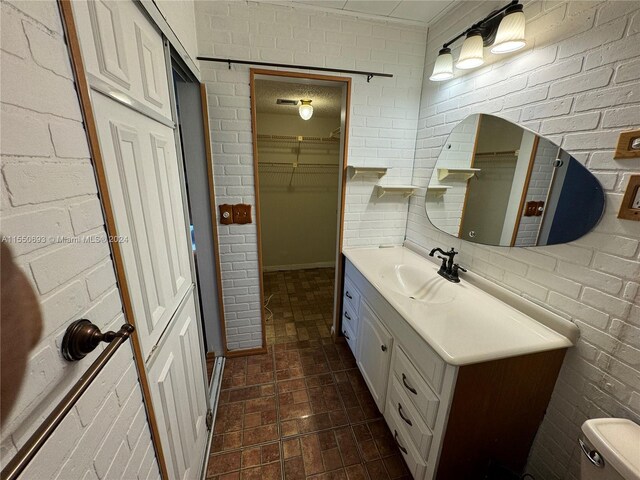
[437,167,481,181]
[376,185,418,198]
[348,166,388,179]
[427,185,453,198]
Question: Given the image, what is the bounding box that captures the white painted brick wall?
[195,1,426,350]
[0,2,158,478]
[407,1,640,478]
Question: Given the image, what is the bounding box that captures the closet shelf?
[348,166,388,179]
[437,167,481,181]
[375,185,418,198]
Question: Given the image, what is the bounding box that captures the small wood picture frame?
[618,175,640,221]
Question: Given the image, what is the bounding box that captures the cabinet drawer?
[388,375,433,460]
[384,399,427,479]
[343,276,361,315]
[342,318,357,357]
[393,346,440,429]
[342,301,358,336]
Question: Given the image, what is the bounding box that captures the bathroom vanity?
[340,246,579,479]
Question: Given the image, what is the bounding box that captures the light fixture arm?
[441,0,519,50]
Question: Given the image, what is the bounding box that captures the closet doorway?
[250,70,350,345]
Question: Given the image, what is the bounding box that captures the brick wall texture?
[195,1,427,350]
[4,1,635,478]
[0,1,158,478]
[197,0,639,477]
[407,1,640,478]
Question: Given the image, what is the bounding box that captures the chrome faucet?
[428,247,467,283]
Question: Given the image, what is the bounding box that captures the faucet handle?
[452,263,466,273]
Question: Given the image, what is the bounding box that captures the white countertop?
[343,246,578,366]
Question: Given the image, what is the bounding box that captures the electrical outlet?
[232,204,252,224]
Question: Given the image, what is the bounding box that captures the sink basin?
[378,264,457,304]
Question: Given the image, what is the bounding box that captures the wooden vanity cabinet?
[437,348,566,478]
[342,259,567,479]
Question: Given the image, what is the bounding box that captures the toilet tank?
[580,419,640,480]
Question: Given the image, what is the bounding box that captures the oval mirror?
[425,114,605,247]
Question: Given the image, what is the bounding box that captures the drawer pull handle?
[398,403,412,426]
[344,311,351,321]
[402,373,417,395]
[394,430,408,455]
[381,344,387,352]
[343,330,350,340]
[346,291,353,299]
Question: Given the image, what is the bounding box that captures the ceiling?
[285,0,454,25]
[255,79,343,117]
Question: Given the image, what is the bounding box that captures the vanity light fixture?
[429,47,454,81]
[299,99,313,120]
[429,0,527,81]
[491,3,527,53]
[456,30,484,70]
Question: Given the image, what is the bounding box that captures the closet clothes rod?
[259,162,338,167]
[475,150,518,156]
[197,56,393,82]
[1,322,135,480]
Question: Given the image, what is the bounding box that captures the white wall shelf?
[376,185,418,198]
[427,185,453,198]
[348,166,388,179]
[437,167,481,181]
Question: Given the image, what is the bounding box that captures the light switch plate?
[219,204,233,225]
[632,186,640,209]
[614,129,640,159]
[618,175,640,221]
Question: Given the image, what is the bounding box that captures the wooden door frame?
[457,114,482,238]
[509,136,540,246]
[58,1,169,477]
[248,68,352,351]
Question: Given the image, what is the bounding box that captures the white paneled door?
[71,1,209,478]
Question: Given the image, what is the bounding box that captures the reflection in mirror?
[426,114,605,247]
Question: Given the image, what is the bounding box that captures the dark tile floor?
[207,268,410,479]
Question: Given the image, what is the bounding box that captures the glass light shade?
[430,48,454,81]
[456,32,484,70]
[491,8,526,54]
[299,100,313,120]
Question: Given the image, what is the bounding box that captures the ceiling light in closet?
[299,100,313,120]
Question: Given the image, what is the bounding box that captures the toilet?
[580,418,640,480]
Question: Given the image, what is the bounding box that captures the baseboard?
[263,261,335,272]
[225,346,268,358]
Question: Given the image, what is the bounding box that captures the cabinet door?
[356,302,393,412]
